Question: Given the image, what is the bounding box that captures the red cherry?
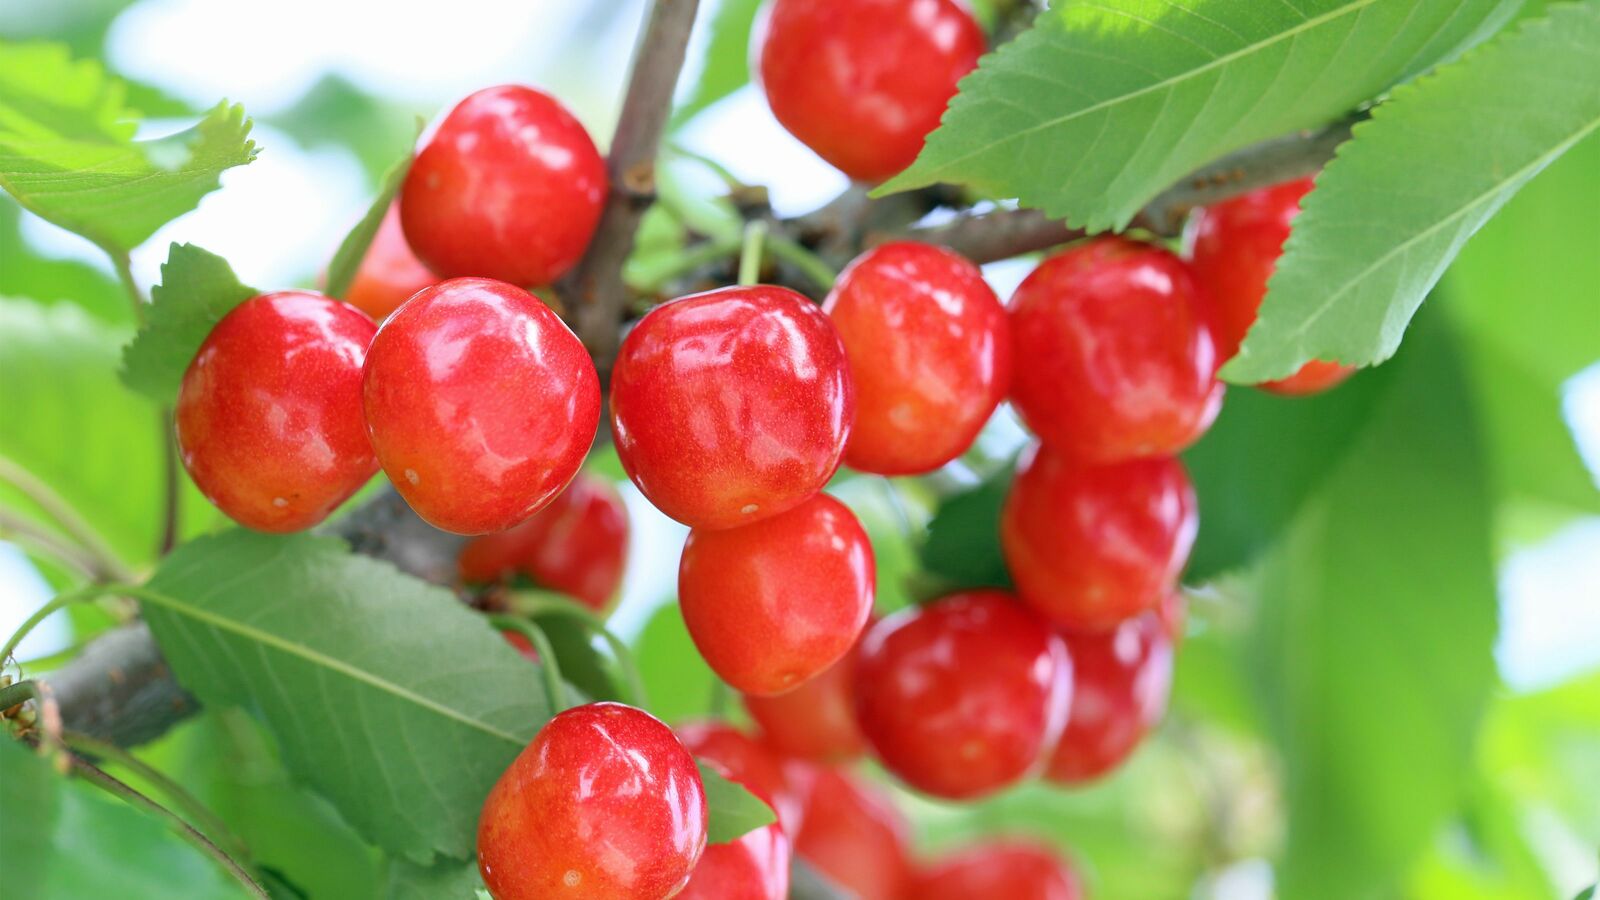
[677,723,793,900]
[1008,236,1222,464]
[908,841,1083,900]
[823,242,1010,475]
[175,292,377,533]
[679,494,874,696]
[610,285,854,530]
[458,473,629,614]
[742,632,867,764]
[502,630,540,662]
[401,84,606,286]
[793,767,912,900]
[342,203,437,321]
[755,0,983,182]
[852,591,1072,799]
[1186,177,1355,394]
[1046,608,1174,784]
[1001,444,1196,632]
[477,702,706,900]
[363,277,600,535]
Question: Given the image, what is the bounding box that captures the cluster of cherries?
[168,0,1352,897]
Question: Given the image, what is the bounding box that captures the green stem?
[0,509,100,579]
[0,454,134,582]
[0,679,38,712]
[111,250,147,325]
[738,220,769,287]
[665,142,748,190]
[1,679,68,767]
[487,615,568,714]
[0,586,109,668]
[632,237,740,294]
[506,593,649,709]
[766,233,838,292]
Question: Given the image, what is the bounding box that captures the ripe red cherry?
[1046,608,1174,784]
[458,473,629,614]
[679,494,874,696]
[677,723,792,900]
[363,277,600,535]
[477,702,706,900]
[823,242,1010,475]
[742,632,867,763]
[175,292,377,533]
[342,203,437,321]
[1186,177,1355,395]
[401,84,606,286]
[852,591,1072,799]
[1001,444,1196,632]
[793,767,912,900]
[908,842,1083,900]
[610,285,853,530]
[1008,236,1222,463]
[755,0,983,182]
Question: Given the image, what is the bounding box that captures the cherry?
[1008,236,1222,464]
[852,591,1072,799]
[401,84,606,287]
[755,0,983,182]
[458,473,629,614]
[341,203,437,321]
[742,631,867,764]
[362,277,600,535]
[477,702,706,900]
[908,841,1083,900]
[792,767,912,900]
[822,242,1010,475]
[679,493,874,696]
[175,292,377,533]
[1001,444,1196,632]
[1046,608,1174,784]
[609,285,853,530]
[677,722,793,900]
[1185,177,1356,395]
[501,630,540,662]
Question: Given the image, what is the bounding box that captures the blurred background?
[2,1,1597,898]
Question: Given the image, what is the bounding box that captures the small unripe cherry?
[677,723,793,900]
[1046,607,1174,784]
[679,494,874,696]
[823,242,1011,475]
[792,767,913,900]
[401,85,606,286]
[1001,443,1196,632]
[852,591,1073,800]
[1008,236,1222,463]
[610,285,853,530]
[742,632,868,764]
[342,203,437,321]
[175,292,377,533]
[908,841,1084,900]
[363,278,600,535]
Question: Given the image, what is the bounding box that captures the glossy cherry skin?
[477,703,706,900]
[677,723,793,900]
[1046,608,1174,784]
[1009,236,1223,464]
[1001,444,1197,632]
[610,285,854,530]
[742,633,867,764]
[823,242,1010,475]
[908,842,1083,900]
[175,292,377,533]
[852,591,1072,799]
[363,278,600,535]
[679,493,874,696]
[1186,177,1356,395]
[755,0,983,182]
[401,84,606,286]
[793,767,912,900]
[342,203,438,321]
[458,473,629,614]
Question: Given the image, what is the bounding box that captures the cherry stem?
[505,592,649,710]
[765,232,837,292]
[157,407,180,557]
[111,250,147,325]
[1,586,111,671]
[738,220,769,286]
[487,614,569,714]
[0,454,134,582]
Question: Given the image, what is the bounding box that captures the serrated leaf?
[878,0,1517,230]
[383,857,484,900]
[670,0,764,129]
[139,530,553,863]
[1227,1,1600,381]
[0,41,256,254]
[325,150,415,300]
[696,759,777,845]
[119,243,257,402]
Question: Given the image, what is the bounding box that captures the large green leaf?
[383,858,484,900]
[916,465,1015,592]
[878,0,1518,230]
[670,0,764,129]
[0,41,256,254]
[1227,2,1600,382]
[119,243,257,403]
[698,760,777,844]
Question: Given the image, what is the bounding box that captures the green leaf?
[917,465,1015,592]
[325,151,414,300]
[0,41,256,254]
[383,857,484,900]
[831,478,927,615]
[1226,2,1600,382]
[633,601,718,726]
[119,243,257,403]
[697,759,777,845]
[878,0,1517,230]
[139,530,553,864]
[671,0,764,129]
